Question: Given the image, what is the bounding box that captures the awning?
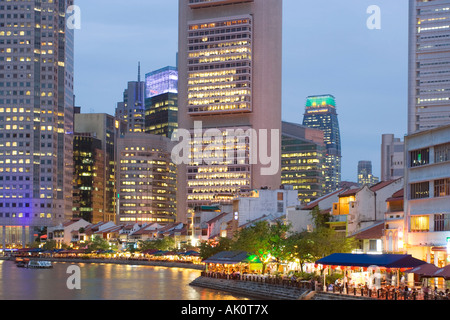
[432,265,450,280]
[203,251,262,265]
[404,263,440,277]
[316,253,427,269]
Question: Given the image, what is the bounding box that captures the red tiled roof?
[206,212,230,225]
[386,189,404,202]
[370,180,397,192]
[351,222,384,240]
[338,188,361,198]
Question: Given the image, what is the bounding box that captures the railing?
[201,271,314,290]
[200,272,450,300]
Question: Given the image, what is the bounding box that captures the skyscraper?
[145,66,178,138]
[74,113,124,224]
[357,160,379,187]
[115,63,146,133]
[302,95,342,194]
[281,122,325,204]
[408,0,450,133]
[0,0,75,247]
[73,133,105,224]
[177,0,283,223]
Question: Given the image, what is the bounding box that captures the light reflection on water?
[0,260,249,300]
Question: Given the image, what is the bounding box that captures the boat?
[16,260,53,269]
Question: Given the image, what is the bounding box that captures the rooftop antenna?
[138,61,141,83]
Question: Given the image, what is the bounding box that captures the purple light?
[145,67,178,98]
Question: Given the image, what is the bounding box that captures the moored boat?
[17,260,53,269]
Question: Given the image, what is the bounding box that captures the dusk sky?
[74,0,409,182]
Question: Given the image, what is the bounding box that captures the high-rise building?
[116,133,177,225]
[74,113,125,224]
[381,134,405,181]
[116,63,145,133]
[302,95,342,194]
[357,161,379,187]
[0,0,75,247]
[408,1,450,133]
[73,133,105,224]
[145,66,178,138]
[177,0,283,223]
[281,122,325,204]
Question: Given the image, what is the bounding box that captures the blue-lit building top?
[145,66,178,99]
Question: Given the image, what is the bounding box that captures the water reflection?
[0,260,248,300]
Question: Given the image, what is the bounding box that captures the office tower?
[357,161,379,187]
[73,133,105,224]
[145,66,178,138]
[74,113,125,223]
[281,122,325,204]
[116,133,177,225]
[115,63,145,133]
[408,1,450,133]
[381,134,405,181]
[177,0,283,223]
[0,0,75,247]
[302,95,342,194]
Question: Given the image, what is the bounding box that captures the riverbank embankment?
[0,256,205,270]
[190,276,376,300]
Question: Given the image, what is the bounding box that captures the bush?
[326,273,343,285]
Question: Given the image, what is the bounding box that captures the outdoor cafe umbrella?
[432,265,450,280]
[404,263,440,278]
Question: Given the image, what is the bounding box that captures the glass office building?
[281,122,325,204]
[145,67,178,138]
[303,95,342,194]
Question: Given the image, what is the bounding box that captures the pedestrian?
[423,285,430,300]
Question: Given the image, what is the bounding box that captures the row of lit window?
[189,95,250,105]
[188,89,251,100]
[188,83,248,93]
[192,54,251,65]
[189,47,251,58]
[189,19,250,31]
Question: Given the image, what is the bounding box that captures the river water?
[0,260,249,300]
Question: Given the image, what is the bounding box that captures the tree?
[85,236,111,253]
[199,237,233,260]
[232,220,291,273]
[139,237,176,252]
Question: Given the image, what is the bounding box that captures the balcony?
[189,0,253,9]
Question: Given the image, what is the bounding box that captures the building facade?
[144,66,178,138]
[0,0,75,247]
[302,95,342,194]
[74,113,125,224]
[408,0,450,133]
[116,133,177,225]
[381,134,405,181]
[177,0,283,223]
[115,64,146,133]
[281,121,325,204]
[404,124,450,268]
[72,133,105,224]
